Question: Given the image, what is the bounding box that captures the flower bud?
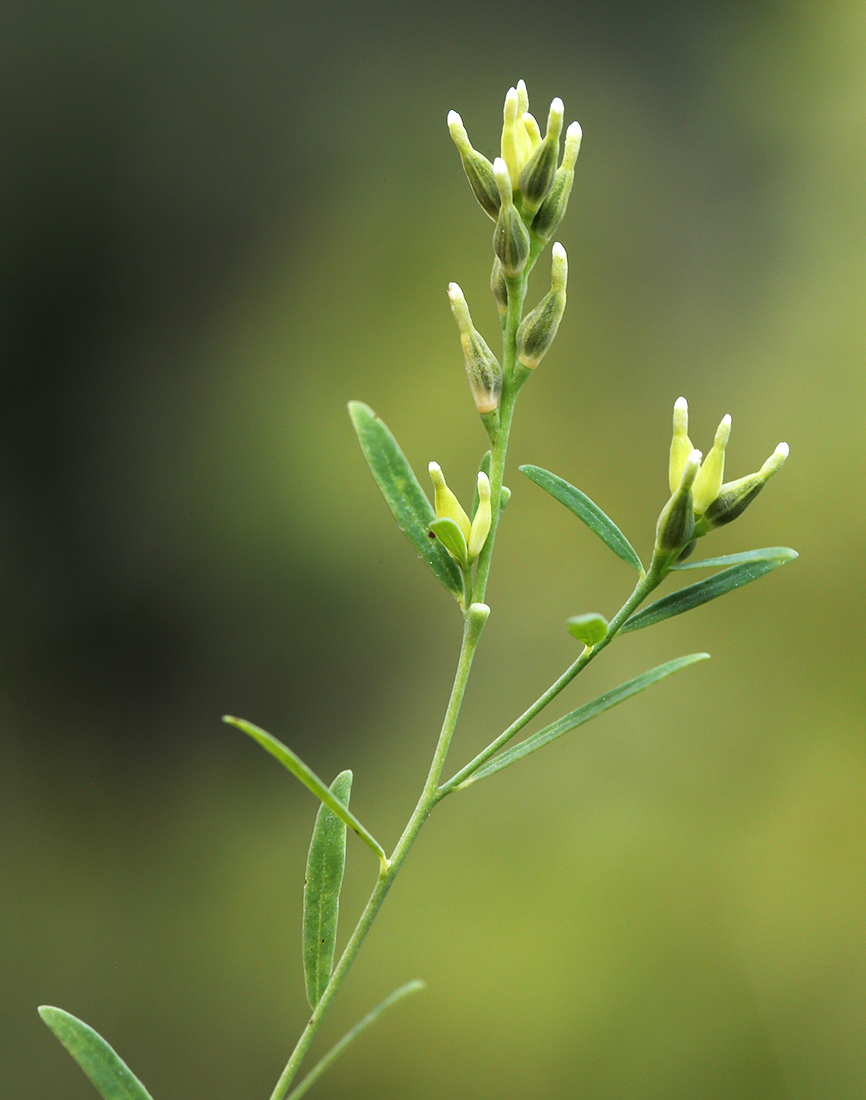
[567,613,609,647]
[428,461,471,543]
[467,472,492,561]
[655,449,701,560]
[694,443,789,536]
[531,121,582,241]
[516,243,567,368]
[518,98,564,215]
[448,283,503,414]
[447,110,501,221]
[692,413,731,515]
[492,158,531,277]
[501,84,533,188]
[668,397,694,493]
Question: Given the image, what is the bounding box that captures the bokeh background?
[3,1,865,1097]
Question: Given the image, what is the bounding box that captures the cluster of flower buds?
[654,397,789,566]
[428,463,492,570]
[447,80,582,250]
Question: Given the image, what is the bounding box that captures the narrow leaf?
[223,716,388,868]
[303,770,352,1009]
[621,549,798,633]
[286,981,425,1100]
[349,401,463,600]
[520,465,643,573]
[38,1007,155,1100]
[461,654,709,785]
[671,547,796,570]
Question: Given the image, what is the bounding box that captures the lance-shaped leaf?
[286,980,425,1100]
[304,770,352,1008]
[622,548,798,633]
[38,1007,155,1100]
[520,465,644,573]
[671,547,795,570]
[223,716,388,868]
[349,402,463,601]
[459,654,708,786]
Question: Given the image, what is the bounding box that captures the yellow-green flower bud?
[521,111,542,151]
[501,84,533,189]
[428,462,471,543]
[492,158,530,277]
[490,257,508,319]
[668,396,694,493]
[694,442,789,536]
[467,472,492,561]
[519,98,564,215]
[516,243,567,368]
[692,413,731,515]
[448,283,503,414]
[447,110,501,221]
[531,121,582,241]
[655,448,701,560]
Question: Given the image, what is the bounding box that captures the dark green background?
[4,1,864,1097]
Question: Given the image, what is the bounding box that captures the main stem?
[269,272,529,1100]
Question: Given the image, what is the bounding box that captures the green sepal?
[38,1007,155,1100]
[303,770,352,1009]
[520,465,644,574]
[459,654,708,785]
[429,517,468,568]
[670,547,795,570]
[349,402,463,602]
[622,549,798,634]
[286,980,425,1100]
[223,716,388,868]
[567,613,608,646]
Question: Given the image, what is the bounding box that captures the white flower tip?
[428,460,442,476]
[552,241,566,260]
[447,281,463,301]
[477,471,491,493]
[447,109,461,126]
[674,396,689,413]
[567,120,582,139]
[504,87,519,113]
[721,413,732,428]
[777,441,789,458]
[550,97,564,116]
[687,448,703,467]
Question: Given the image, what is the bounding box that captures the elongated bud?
[531,121,581,241]
[692,414,731,515]
[516,243,567,368]
[490,256,508,319]
[492,158,531,276]
[447,110,501,221]
[694,443,789,535]
[467,472,492,561]
[448,283,503,414]
[655,449,701,560]
[668,397,694,493]
[519,98,564,215]
[501,85,532,188]
[428,462,471,542]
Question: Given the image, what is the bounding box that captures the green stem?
[437,561,666,797]
[268,605,488,1100]
[269,258,538,1100]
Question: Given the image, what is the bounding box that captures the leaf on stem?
[349,401,463,601]
[286,980,425,1100]
[304,770,352,1009]
[621,548,798,633]
[670,547,795,570]
[223,716,388,868]
[520,465,644,574]
[459,654,709,785]
[38,1007,155,1100]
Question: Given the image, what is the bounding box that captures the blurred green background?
[3,1,865,1097]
